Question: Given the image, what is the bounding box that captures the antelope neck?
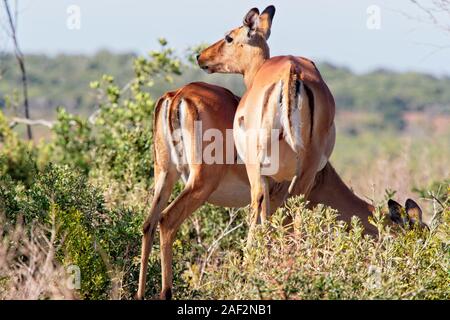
[243,53,269,89]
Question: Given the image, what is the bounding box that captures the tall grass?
[0,215,75,300]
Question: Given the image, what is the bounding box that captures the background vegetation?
[2,46,450,128]
[0,40,449,299]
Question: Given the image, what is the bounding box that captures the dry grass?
[331,129,450,222]
[0,214,76,300]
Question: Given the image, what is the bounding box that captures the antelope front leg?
[246,164,270,248]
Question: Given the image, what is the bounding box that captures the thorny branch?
[409,0,450,33]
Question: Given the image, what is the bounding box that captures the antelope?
[196,5,346,243]
[137,82,287,300]
[136,81,424,300]
[138,5,428,301]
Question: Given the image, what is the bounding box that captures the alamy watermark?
[366,265,382,289]
[66,5,81,30]
[66,264,81,290]
[168,121,282,175]
[366,5,381,30]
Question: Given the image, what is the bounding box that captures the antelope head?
[387,198,428,230]
[197,5,275,76]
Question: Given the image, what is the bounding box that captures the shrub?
[0,40,448,300]
[0,111,38,187]
[193,197,449,299]
[0,164,144,299]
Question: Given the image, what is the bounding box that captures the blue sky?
[1,0,449,75]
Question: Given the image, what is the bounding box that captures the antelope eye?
[225,35,233,43]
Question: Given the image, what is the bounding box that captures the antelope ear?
[258,5,276,40]
[243,7,260,36]
[388,199,404,224]
[405,198,423,223]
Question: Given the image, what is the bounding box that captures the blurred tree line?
[1,46,449,131]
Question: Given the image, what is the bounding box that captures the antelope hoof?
[135,292,144,300]
[160,288,172,300]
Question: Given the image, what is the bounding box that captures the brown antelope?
[136,81,424,300]
[137,82,287,300]
[196,5,426,245]
[138,5,428,301]
[196,5,347,243]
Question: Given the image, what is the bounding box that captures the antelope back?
[153,82,240,182]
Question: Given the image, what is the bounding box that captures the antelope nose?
[196,54,200,61]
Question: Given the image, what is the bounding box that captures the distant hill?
[1,51,450,120]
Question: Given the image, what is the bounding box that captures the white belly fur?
[207,172,251,208]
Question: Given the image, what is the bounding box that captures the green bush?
[0,42,183,299]
[0,112,38,187]
[0,163,145,299]
[194,197,449,299]
[0,175,21,223]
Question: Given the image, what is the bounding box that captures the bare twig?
[9,117,54,129]
[198,208,244,285]
[409,0,450,33]
[410,0,439,25]
[2,0,32,139]
[8,104,102,129]
[3,61,134,133]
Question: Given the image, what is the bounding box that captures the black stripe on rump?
[304,84,315,139]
